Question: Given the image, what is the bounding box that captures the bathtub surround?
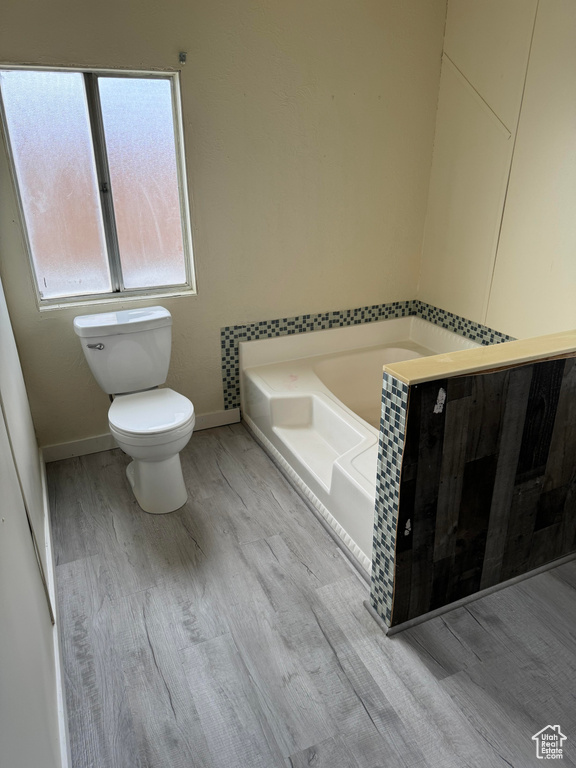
[234,303,514,608]
[222,300,514,411]
[236,307,576,630]
[372,339,576,629]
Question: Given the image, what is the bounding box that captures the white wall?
[0,0,446,448]
[418,0,576,338]
[0,281,62,768]
[442,0,537,134]
[418,55,513,323]
[0,275,46,567]
[485,0,576,338]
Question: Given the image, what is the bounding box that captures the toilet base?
[126,454,188,514]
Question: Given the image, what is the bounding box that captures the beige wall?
[418,55,513,323]
[418,0,576,339]
[0,0,446,447]
[418,0,537,328]
[485,0,576,339]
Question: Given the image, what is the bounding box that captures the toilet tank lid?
[73,306,172,338]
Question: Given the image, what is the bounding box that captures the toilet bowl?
[73,306,195,515]
[109,388,195,514]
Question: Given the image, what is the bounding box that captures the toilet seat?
[109,388,195,445]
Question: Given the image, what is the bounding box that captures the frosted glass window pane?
[0,71,111,298]
[98,77,187,289]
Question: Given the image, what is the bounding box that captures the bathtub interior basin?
[239,316,480,571]
[313,342,429,428]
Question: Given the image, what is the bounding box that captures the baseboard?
[40,451,71,768]
[195,407,240,431]
[42,433,117,462]
[41,408,241,463]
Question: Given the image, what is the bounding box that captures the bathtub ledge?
[384,329,576,385]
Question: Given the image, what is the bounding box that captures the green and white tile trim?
[371,372,409,624]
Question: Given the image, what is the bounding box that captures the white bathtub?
[240,316,479,572]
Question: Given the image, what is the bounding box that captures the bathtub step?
[350,444,379,485]
[271,394,369,491]
[273,425,338,489]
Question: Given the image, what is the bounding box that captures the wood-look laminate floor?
[48,424,576,768]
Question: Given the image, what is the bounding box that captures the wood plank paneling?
[481,365,532,588]
[543,358,576,488]
[392,355,576,626]
[408,380,447,618]
[452,454,497,601]
[464,369,508,462]
[515,359,565,483]
[433,389,471,562]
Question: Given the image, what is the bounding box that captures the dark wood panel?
[391,355,576,626]
[543,357,576,489]
[464,370,508,462]
[400,381,421,476]
[390,548,412,625]
[515,359,565,483]
[408,380,447,618]
[561,478,576,553]
[430,556,451,611]
[433,391,471,563]
[450,454,497,602]
[480,366,534,589]
[500,477,541,581]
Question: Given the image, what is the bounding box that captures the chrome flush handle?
[87,343,105,350]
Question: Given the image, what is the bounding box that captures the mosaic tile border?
[415,301,514,346]
[220,300,514,410]
[370,373,409,625]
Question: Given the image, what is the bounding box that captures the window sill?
[37,286,196,312]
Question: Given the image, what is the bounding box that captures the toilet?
[73,306,195,514]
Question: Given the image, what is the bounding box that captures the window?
[0,68,195,304]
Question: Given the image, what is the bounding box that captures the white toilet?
[73,306,195,514]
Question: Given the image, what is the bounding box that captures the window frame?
[0,65,196,310]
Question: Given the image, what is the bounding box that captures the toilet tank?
[73,306,173,395]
